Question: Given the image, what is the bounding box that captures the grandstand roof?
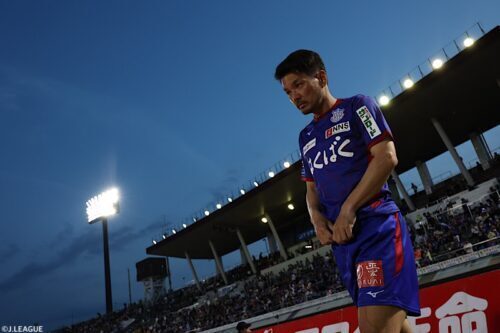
[387,26,500,173]
[149,164,307,259]
[147,26,500,259]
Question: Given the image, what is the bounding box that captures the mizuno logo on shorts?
[367,290,384,298]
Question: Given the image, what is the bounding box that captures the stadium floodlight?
[403,78,414,89]
[193,217,197,222]
[227,197,233,203]
[204,210,210,216]
[268,171,275,178]
[463,37,474,48]
[283,161,291,168]
[172,229,176,234]
[432,58,444,69]
[378,95,390,106]
[240,189,246,195]
[86,187,119,315]
[216,203,222,209]
[253,181,259,187]
[287,203,295,210]
[86,188,120,224]
[182,223,187,228]
[162,234,166,239]
[152,239,157,245]
[261,217,268,223]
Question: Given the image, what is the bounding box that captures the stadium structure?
[68,25,500,333]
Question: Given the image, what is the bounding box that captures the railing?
[375,23,486,105]
[431,237,499,262]
[152,22,491,242]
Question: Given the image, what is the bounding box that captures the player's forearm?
[306,186,328,229]
[342,149,397,214]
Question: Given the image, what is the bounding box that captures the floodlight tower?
[86,188,120,314]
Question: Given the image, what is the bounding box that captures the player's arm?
[306,181,334,245]
[332,139,398,244]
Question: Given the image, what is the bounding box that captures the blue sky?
[0,0,499,329]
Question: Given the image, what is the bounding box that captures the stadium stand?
[64,25,500,333]
[65,178,499,333]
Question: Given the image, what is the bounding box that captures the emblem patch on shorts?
[357,260,384,288]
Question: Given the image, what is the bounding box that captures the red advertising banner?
[254,270,499,333]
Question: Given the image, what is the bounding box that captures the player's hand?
[332,207,357,244]
[312,214,334,245]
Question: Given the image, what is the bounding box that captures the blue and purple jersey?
[299,94,399,221]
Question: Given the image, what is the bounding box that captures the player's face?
[281,72,324,115]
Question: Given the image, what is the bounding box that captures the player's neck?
[314,93,337,119]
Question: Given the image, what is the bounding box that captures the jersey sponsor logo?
[357,260,384,288]
[330,108,345,123]
[303,138,316,155]
[356,106,381,139]
[306,136,354,175]
[325,121,350,139]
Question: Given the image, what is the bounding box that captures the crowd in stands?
[411,185,500,266]
[66,183,500,333]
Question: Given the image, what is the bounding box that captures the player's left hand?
[332,207,357,244]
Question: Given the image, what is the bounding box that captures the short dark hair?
[274,49,326,81]
[236,321,251,331]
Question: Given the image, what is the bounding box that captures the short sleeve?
[300,156,314,182]
[299,133,314,182]
[353,95,393,149]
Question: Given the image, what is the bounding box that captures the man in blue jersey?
[275,50,420,333]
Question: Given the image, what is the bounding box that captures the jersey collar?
[313,98,343,122]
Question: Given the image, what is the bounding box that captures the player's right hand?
[313,217,334,245]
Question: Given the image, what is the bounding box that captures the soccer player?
[275,50,420,333]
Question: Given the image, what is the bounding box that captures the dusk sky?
[0,1,499,329]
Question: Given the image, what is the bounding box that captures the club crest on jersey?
[325,121,350,139]
[330,108,344,123]
[356,106,381,139]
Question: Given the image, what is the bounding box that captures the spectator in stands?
[236,321,252,332]
[411,182,418,195]
[414,247,423,267]
[487,226,498,240]
[463,241,473,254]
[66,183,500,333]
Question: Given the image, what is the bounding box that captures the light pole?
[86,187,120,314]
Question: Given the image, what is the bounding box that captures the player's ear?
[316,70,328,87]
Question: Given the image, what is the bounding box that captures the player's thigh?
[401,319,413,333]
[358,305,407,333]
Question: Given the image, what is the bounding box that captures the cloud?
[0,65,220,173]
[0,228,102,293]
[207,168,242,199]
[0,243,21,264]
[109,219,163,252]
[0,218,163,293]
